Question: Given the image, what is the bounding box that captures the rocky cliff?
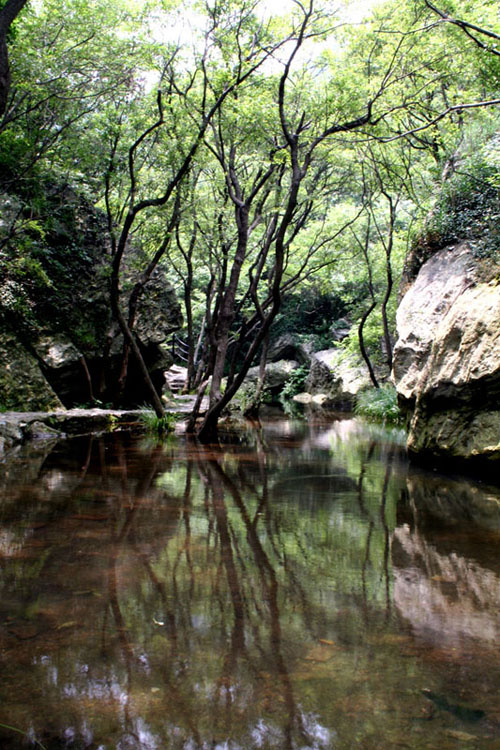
[392,242,500,464]
[0,184,182,410]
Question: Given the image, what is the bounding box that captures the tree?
[3,0,500,422]
[102,0,298,417]
[0,0,28,117]
[422,0,500,58]
[193,0,422,441]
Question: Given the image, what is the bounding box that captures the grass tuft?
[139,409,176,436]
[0,721,47,750]
[354,384,402,425]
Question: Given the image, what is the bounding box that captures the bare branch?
[378,98,500,143]
[423,0,500,56]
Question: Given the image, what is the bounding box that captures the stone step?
[164,364,188,393]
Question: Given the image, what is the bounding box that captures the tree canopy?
[1,0,499,434]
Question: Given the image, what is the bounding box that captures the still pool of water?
[0,416,499,749]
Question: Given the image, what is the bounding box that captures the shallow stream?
[0,416,499,749]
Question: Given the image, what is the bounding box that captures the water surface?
[1,417,499,749]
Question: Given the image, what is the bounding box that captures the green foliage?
[232,380,272,416]
[354,385,402,425]
[280,364,310,403]
[139,409,176,436]
[272,287,352,351]
[421,133,500,261]
[280,397,305,420]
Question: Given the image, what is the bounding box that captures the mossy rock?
[0,332,62,411]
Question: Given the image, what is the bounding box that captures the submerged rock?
[25,420,64,441]
[393,243,500,463]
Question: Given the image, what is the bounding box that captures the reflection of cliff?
[402,469,500,530]
[392,472,500,649]
[393,525,500,647]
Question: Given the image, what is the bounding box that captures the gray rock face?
[0,183,182,411]
[330,317,351,342]
[134,270,181,345]
[34,336,82,369]
[1,264,181,411]
[0,332,63,412]
[393,243,500,462]
[245,359,300,393]
[0,418,24,454]
[305,348,371,407]
[393,244,476,402]
[267,334,313,364]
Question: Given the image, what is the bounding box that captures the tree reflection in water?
[0,419,499,749]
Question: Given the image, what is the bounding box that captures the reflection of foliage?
[0,423,411,749]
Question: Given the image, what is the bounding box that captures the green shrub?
[272,287,351,346]
[354,384,401,425]
[235,381,272,415]
[424,145,500,261]
[280,364,310,403]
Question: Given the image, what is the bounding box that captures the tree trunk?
[114,338,131,407]
[80,355,95,405]
[191,315,206,390]
[380,200,395,371]
[208,204,249,405]
[183,280,195,393]
[0,0,28,118]
[110,282,165,417]
[380,269,393,371]
[358,303,379,388]
[196,251,285,442]
[186,378,209,434]
[0,35,9,118]
[243,333,269,418]
[97,322,118,400]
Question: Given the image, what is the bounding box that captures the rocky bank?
[393,242,500,465]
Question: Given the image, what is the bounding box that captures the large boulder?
[0,332,63,411]
[244,359,300,395]
[267,334,313,364]
[133,270,181,345]
[305,348,371,407]
[393,243,500,463]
